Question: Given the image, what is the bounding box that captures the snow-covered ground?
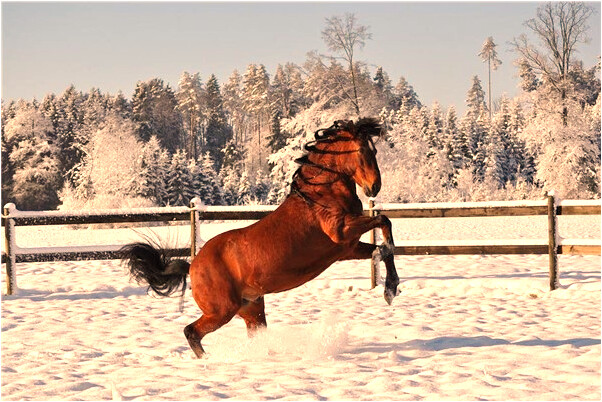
[1,215,600,400]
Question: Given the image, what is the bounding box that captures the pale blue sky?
[2,1,601,113]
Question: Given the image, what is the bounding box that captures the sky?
[2,1,601,114]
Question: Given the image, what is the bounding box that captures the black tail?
[120,242,190,297]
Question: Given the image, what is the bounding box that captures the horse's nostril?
[371,182,381,196]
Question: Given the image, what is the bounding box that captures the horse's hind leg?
[184,309,238,358]
[237,297,267,337]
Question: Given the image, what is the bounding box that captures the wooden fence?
[2,194,600,295]
[1,199,276,295]
[368,193,601,290]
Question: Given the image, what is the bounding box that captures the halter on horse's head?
[291,118,383,203]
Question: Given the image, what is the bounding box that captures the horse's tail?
[120,242,189,297]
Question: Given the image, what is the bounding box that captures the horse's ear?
[343,120,356,136]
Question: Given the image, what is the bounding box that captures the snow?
[1,216,600,400]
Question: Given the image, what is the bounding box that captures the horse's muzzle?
[364,182,381,198]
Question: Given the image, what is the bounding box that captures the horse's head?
[310,118,382,197]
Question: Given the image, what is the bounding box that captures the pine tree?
[253,169,271,204]
[132,78,184,153]
[466,106,490,182]
[445,106,467,178]
[237,169,252,204]
[82,87,109,131]
[204,74,232,168]
[166,150,194,206]
[374,66,394,108]
[198,152,223,205]
[271,64,294,118]
[176,72,204,160]
[517,59,539,92]
[222,69,245,145]
[221,139,245,171]
[242,64,270,170]
[425,102,444,155]
[56,85,86,185]
[478,37,502,119]
[110,91,132,119]
[133,136,170,205]
[393,76,421,110]
[266,109,287,156]
[466,76,487,118]
[220,165,241,205]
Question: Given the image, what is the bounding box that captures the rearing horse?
[121,118,400,358]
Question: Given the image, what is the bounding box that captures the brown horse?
[121,118,400,358]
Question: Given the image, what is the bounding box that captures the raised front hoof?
[383,282,401,306]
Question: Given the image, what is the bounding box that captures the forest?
[1,3,600,211]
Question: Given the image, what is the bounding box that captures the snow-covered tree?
[204,74,231,168]
[220,166,241,205]
[512,2,595,125]
[56,85,86,185]
[166,150,195,206]
[520,98,600,198]
[478,37,502,119]
[242,63,271,170]
[176,71,204,159]
[222,69,245,145]
[197,152,223,205]
[445,106,468,180]
[321,13,372,115]
[132,78,184,153]
[132,136,170,205]
[517,58,539,92]
[237,169,252,204]
[3,104,61,209]
[271,64,294,118]
[465,76,487,117]
[393,76,421,110]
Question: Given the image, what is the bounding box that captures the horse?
[120,117,400,358]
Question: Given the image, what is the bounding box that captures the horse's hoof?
[384,288,395,305]
[384,284,401,306]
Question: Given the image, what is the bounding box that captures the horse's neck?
[294,166,360,209]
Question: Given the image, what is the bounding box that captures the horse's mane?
[289,118,383,203]
[314,118,383,142]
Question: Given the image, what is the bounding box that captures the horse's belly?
[192,198,360,298]
[244,235,350,295]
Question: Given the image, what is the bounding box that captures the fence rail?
[2,195,600,295]
[368,194,600,290]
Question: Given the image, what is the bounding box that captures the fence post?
[547,191,559,290]
[190,198,202,260]
[369,199,377,289]
[3,203,17,295]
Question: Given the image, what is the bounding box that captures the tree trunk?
[488,57,492,121]
[349,58,361,116]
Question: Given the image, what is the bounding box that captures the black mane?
[314,118,382,141]
[289,118,382,204]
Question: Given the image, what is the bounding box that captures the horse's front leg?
[326,214,400,305]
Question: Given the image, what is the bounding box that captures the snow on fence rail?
[2,194,600,295]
